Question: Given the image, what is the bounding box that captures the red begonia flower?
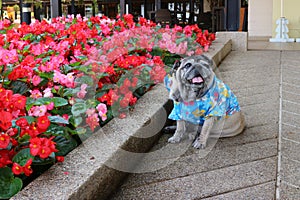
[23,158,33,176]
[36,115,51,132]
[16,118,29,128]
[0,111,13,131]
[12,162,23,175]
[0,150,12,168]
[0,133,10,149]
[29,137,42,156]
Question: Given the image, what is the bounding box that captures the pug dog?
[164,55,245,149]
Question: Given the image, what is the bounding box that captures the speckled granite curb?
[11,35,233,200]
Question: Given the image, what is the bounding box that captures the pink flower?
[65,72,75,88]
[45,62,56,72]
[100,24,111,36]
[30,89,42,99]
[96,103,107,121]
[47,102,54,110]
[31,43,46,56]
[183,26,193,37]
[43,88,53,97]
[53,70,63,83]
[77,84,87,99]
[32,75,41,86]
[29,105,47,117]
[62,114,69,121]
[86,113,99,131]
[86,108,95,116]
[173,25,183,32]
[69,97,75,105]
[53,55,65,64]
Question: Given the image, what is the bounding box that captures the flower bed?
[0,14,215,199]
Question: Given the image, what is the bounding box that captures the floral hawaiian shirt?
[164,75,240,125]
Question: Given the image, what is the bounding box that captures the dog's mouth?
[188,76,204,84]
[187,74,204,87]
[184,65,205,87]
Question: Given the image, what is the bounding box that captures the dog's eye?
[184,63,192,68]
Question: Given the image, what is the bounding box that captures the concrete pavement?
[110,50,300,199]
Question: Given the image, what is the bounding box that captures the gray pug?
[165,55,245,149]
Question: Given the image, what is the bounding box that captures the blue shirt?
[164,75,240,125]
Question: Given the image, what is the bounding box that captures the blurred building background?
[3,0,300,40]
[0,0,249,33]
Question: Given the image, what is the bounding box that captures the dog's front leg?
[193,117,215,149]
[168,120,186,143]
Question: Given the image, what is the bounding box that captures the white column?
[269,0,294,42]
[281,0,283,17]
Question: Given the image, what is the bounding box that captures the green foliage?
[11,81,30,95]
[71,103,87,116]
[0,168,23,199]
[53,135,78,156]
[12,148,34,166]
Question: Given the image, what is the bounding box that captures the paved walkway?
[109,50,300,199]
[248,37,300,51]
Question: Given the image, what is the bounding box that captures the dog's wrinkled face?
[169,55,215,102]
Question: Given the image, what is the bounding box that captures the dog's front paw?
[192,139,206,149]
[188,133,196,141]
[168,136,181,143]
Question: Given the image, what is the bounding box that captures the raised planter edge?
[11,37,232,200]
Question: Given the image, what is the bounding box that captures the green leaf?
[62,64,73,73]
[69,61,81,67]
[11,81,30,95]
[48,116,69,124]
[69,116,83,127]
[176,37,187,45]
[45,124,66,136]
[12,148,34,166]
[50,107,71,116]
[75,55,88,60]
[22,43,30,50]
[22,33,33,41]
[39,72,53,79]
[151,47,164,56]
[101,83,116,90]
[0,167,23,199]
[52,97,68,107]
[53,135,78,156]
[26,97,35,105]
[75,127,87,134]
[42,56,51,63]
[38,78,49,87]
[32,153,55,165]
[18,134,31,144]
[71,103,86,116]
[63,88,75,97]
[76,75,95,85]
[34,97,52,106]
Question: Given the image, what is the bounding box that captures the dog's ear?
[198,55,213,69]
[171,60,181,74]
